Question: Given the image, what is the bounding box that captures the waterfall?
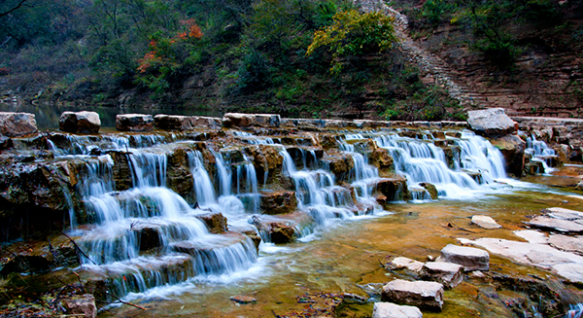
[526,134,557,174]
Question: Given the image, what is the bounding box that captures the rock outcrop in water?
[0,112,37,137]
[59,111,101,134]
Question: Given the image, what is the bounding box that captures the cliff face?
[392,0,583,118]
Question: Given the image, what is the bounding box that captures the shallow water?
[102,176,583,318]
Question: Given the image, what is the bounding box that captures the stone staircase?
[354,0,513,113]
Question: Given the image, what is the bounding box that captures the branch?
[0,0,31,18]
[61,232,98,265]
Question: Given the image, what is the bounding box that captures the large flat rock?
[471,215,502,229]
[116,114,154,132]
[59,111,100,134]
[467,108,517,137]
[438,244,489,271]
[420,262,464,289]
[381,279,444,311]
[372,302,422,318]
[548,234,583,255]
[458,237,583,283]
[222,113,281,129]
[526,216,583,233]
[386,257,424,273]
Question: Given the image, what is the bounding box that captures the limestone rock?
[467,108,517,137]
[372,302,423,318]
[386,257,424,273]
[250,212,313,244]
[260,191,297,215]
[374,178,409,202]
[490,134,526,177]
[438,244,489,271]
[471,215,502,229]
[381,279,444,311]
[526,216,583,233]
[59,111,101,134]
[61,294,97,318]
[420,262,464,289]
[542,207,583,220]
[134,227,162,252]
[194,212,228,234]
[370,148,394,177]
[458,237,583,283]
[154,115,221,131]
[222,113,281,129]
[0,112,38,137]
[419,183,438,200]
[548,235,583,255]
[116,114,154,132]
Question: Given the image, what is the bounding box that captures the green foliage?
[422,0,455,26]
[236,49,273,93]
[306,9,397,73]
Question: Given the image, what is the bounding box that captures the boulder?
[222,113,281,129]
[381,279,444,311]
[194,212,228,234]
[154,115,221,131]
[250,212,313,244]
[438,244,489,271]
[374,177,409,202]
[385,257,424,273]
[420,262,464,289]
[471,215,502,229]
[419,183,438,200]
[491,135,526,177]
[260,191,298,215]
[0,112,38,137]
[115,114,154,132]
[59,111,101,134]
[61,294,97,318]
[467,108,517,137]
[230,295,256,304]
[372,302,422,318]
[370,148,394,177]
[134,226,162,251]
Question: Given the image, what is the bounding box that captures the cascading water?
[526,134,557,174]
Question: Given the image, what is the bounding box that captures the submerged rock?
[467,108,517,137]
[526,216,583,233]
[61,294,97,318]
[374,177,409,202]
[471,215,502,229]
[194,212,228,234]
[420,262,464,289]
[59,111,101,134]
[230,295,256,304]
[381,279,444,311]
[372,302,422,318]
[115,114,154,132]
[419,182,438,200]
[438,244,489,271]
[0,112,37,137]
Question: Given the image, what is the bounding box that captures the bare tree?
[0,0,32,18]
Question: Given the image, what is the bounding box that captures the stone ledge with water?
[1,112,583,317]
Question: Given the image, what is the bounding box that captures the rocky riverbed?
[1,109,582,317]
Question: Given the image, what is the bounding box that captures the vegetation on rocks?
[0,0,466,121]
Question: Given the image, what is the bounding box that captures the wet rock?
[491,135,526,177]
[166,147,194,197]
[438,244,489,271]
[513,230,548,244]
[542,207,583,220]
[322,152,354,182]
[251,212,313,244]
[467,108,517,137]
[420,262,464,289]
[374,177,409,202]
[61,294,97,318]
[524,160,545,175]
[194,212,228,234]
[134,227,162,251]
[372,302,422,318]
[319,134,339,150]
[108,151,133,191]
[526,216,583,233]
[59,111,101,134]
[370,148,394,177]
[260,191,297,215]
[115,114,154,132]
[471,215,502,229]
[222,113,281,129]
[0,135,13,150]
[285,146,322,169]
[230,295,256,304]
[246,144,284,187]
[385,257,424,273]
[0,112,38,137]
[242,230,261,251]
[381,279,444,311]
[1,236,78,276]
[419,182,438,200]
[458,237,583,283]
[372,301,423,318]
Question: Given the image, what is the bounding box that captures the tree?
[0,0,31,18]
[306,9,397,74]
